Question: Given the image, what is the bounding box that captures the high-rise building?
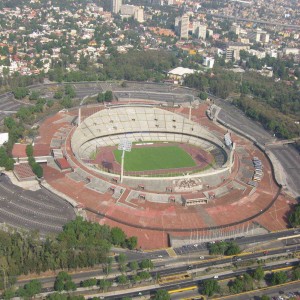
[134,7,144,23]
[192,21,200,34]
[197,24,207,40]
[111,0,122,14]
[230,23,241,35]
[180,14,189,39]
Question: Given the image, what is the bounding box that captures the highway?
[17,243,300,288]
[85,261,300,300]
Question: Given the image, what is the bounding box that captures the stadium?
[70,105,234,200]
[31,83,290,250]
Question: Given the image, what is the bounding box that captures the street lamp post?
[118,138,132,183]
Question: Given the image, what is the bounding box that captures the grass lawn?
[113,145,196,171]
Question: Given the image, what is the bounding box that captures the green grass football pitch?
[113,145,196,171]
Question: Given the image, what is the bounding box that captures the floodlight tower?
[118,138,132,183]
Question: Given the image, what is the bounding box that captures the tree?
[80,278,97,287]
[111,227,126,246]
[131,274,141,284]
[104,90,113,102]
[202,279,220,296]
[117,253,127,273]
[97,92,105,103]
[126,236,138,250]
[29,91,39,101]
[199,91,208,100]
[98,279,112,292]
[289,204,300,227]
[271,271,288,285]
[0,147,6,166]
[292,267,300,280]
[140,259,153,270]
[60,96,72,108]
[5,158,14,171]
[46,293,68,300]
[261,296,270,300]
[138,271,151,281]
[103,257,113,275]
[65,85,76,98]
[129,261,139,272]
[12,87,29,99]
[153,289,170,300]
[253,266,264,281]
[2,288,15,300]
[26,144,34,157]
[17,279,42,298]
[54,271,76,292]
[54,89,64,99]
[225,242,241,256]
[32,162,43,178]
[229,277,244,294]
[117,274,128,285]
[64,280,76,291]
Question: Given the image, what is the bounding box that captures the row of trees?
[26,144,43,178]
[0,217,137,290]
[0,146,14,170]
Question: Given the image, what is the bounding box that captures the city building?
[203,56,215,68]
[134,7,144,23]
[178,14,189,39]
[226,42,250,61]
[121,5,144,22]
[111,0,122,14]
[167,67,195,84]
[197,24,207,40]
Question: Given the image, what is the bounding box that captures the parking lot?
[0,174,76,235]
[174,243,207,255]
[0,92,25,124]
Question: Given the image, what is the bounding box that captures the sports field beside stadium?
[113,145,196,171]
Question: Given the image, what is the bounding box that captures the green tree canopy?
[111,227,126,246]
[12,87,29,99]
[17,279,42,298]
[153,289,170,300]
[271,271,288,285]
[289,204,300,227]
[26,144,34,157]
[203,279,220,296]
[252,266,265,281]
